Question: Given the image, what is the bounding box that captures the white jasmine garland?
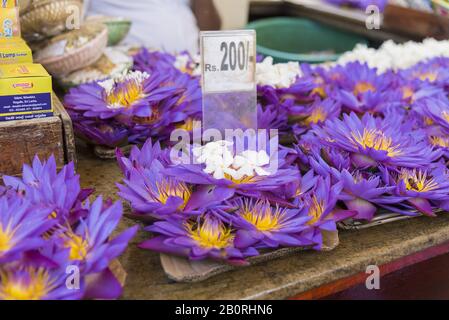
[336,38,449,74]
[256,57,302,88]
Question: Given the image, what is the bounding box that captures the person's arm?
[191,0,222,31]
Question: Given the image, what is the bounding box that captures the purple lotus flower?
[275,169,317,200]
[421,97,449,134]
[3,156,92,224]
[116,139,170,177]
[336,169,395,221]
[288,97,341,128]
[0,260,83,300]
[52,197,137,273]
[257,104,289,132]
[164,161,300,199]
[117,165,195,218]
[0,157,136,300]
[308,146,352,178]
[219,198,314,249]
[140,214,258,265]
[69,116,131,148]
[381,165,449,216]
[117,140,235,219]
[133,48,200,77]
[64,66,201,147]
[328,62,401,114]
[65,71,179,120]
[395,75,444,105]
[401,57,449,89]
[0,196,53,264]
[300,177,354,248]
[314,112,442,168]
[133,48,177,74]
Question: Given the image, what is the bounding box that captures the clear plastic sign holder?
[200,30,257,134]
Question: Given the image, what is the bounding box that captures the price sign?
[201,30,256,94]
[200,30,257,132]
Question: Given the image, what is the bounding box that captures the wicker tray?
[20,0,84,40]
[35,25,108,77]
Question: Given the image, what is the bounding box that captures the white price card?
[200,30,256,94]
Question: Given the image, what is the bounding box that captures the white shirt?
[85,0,199,54]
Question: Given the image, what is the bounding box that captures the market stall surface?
[78,147,449,300]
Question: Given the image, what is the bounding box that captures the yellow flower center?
[308,196,325,225]
[0,268,55,300]
[402,86,414,100]
[351,129,402,157]
[63,231,89,261]
[240,200,282,231]
[430,136,449,148]
[0,225,15,254]
[354,81,376,96]
[415,72,438,83]
[311,87,326,98]
[305,107,327,125]
[424,117,435,126]
[176,118,195,132]
[154,179,191,210]
[106,80,146,109]
[186,220,233,249]
[400,169,438,192]
[224,174,258,186]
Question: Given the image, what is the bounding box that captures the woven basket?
[18,0,32,13]
[35,26,108,77]
[20,0,83,39]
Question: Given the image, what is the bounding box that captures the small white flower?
[174,54,190,71]
[233,150,271,178]
[193,141,233,164]
[256,57,302,88]
[202,152,235,180]
[98,70,150,95]
[193,141,235,179]
[194,141,272,181]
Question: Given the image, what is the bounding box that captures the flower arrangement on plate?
[115,138,354,266]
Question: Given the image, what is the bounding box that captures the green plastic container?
[246,17,368,64]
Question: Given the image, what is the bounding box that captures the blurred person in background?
[84,0,221,54]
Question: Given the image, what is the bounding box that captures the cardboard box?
[0,63,53,121]
[0,6,20,38]
[0,38,33,64]
[2,0,18,8]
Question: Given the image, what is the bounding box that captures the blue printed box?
[0,63,53,121]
